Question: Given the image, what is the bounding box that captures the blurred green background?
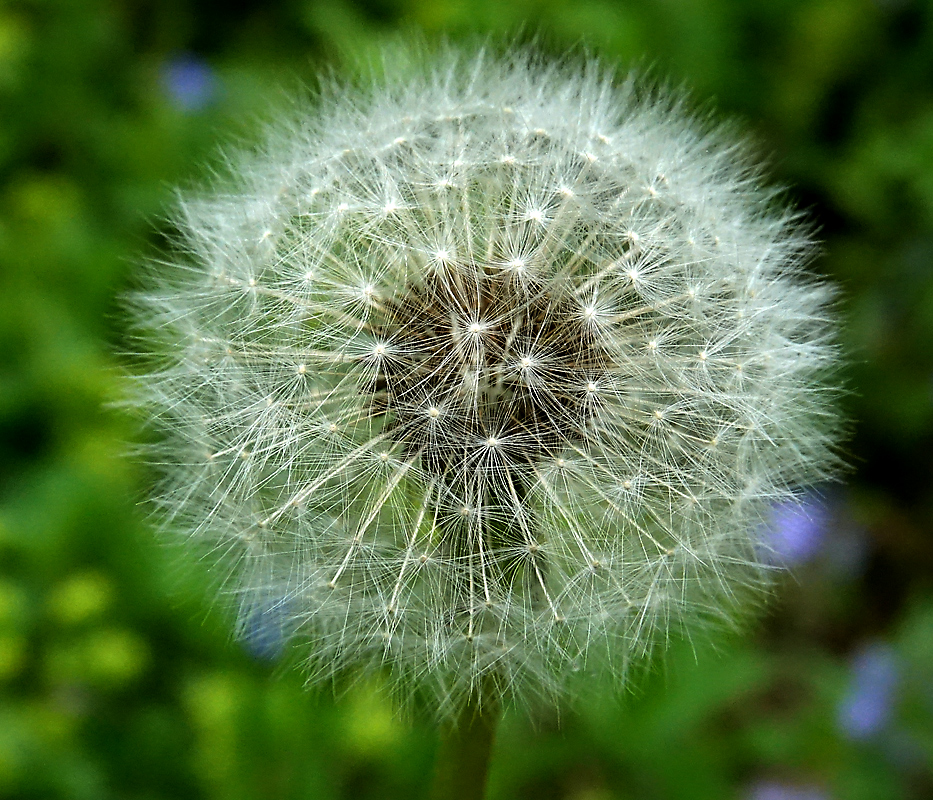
[1,1,932,798]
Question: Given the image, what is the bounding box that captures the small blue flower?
[763,497,829,565]
[241,597,291,661]
[161,53,216,112]
[838,642,900,740]
[748,781,830,800]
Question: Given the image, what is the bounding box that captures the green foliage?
[1,1,931,798]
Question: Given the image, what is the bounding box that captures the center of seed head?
[370,271,606,488]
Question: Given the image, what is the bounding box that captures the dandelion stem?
[429,688,500,800]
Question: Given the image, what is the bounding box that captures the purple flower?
[241,597,291,661]
[762,497,829,565]
[748,781,830,800]
[160,53,216,112]
[838,642,900,740]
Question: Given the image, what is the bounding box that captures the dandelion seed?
[127,46,843,717]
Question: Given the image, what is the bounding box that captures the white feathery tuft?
[127,47,842,715]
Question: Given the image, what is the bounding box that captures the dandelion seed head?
[128,47,842,716]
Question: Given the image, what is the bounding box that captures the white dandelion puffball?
[132,48,840,712]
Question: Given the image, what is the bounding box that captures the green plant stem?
[429,692,500,800]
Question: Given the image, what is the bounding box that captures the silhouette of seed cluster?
[129,49,841,714]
